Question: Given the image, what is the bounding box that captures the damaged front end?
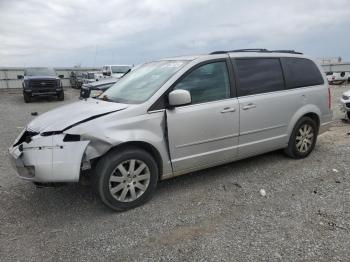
[9,129,89,183]
[8,99,128,183]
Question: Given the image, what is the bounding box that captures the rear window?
[235,58,284,96]
[281,58,324,89]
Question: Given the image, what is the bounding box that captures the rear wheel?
[284,117,318,159]
[23,92,31,103]
[92,147,159,211]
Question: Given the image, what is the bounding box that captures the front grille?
[29,80,57,90]
[13,130,39,146]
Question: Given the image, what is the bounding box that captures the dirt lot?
[0,86,349,261]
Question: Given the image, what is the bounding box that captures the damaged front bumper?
[8,130,89,183]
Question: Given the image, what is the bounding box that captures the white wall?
[321,63,350,73]
[0,67,100,89]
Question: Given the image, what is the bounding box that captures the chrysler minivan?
[9,49,332,211]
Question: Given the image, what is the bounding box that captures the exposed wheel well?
[104,141,163,179]
[302,113,320,131]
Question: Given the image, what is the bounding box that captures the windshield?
[111,66,131,74]
[100,60,188,104]
[25,68,56,76]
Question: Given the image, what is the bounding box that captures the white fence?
[1,64,349,89]
[321,63,350,73]
[0,67,100,89]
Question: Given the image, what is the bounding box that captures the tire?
[347,111,350,120]
[23,92,31,103]
[57,91,64,101]
[92,147,159,211]
[284,117,318,159]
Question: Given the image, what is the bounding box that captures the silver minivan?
[9,49,333,211]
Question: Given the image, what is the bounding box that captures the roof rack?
[209,49,303,55]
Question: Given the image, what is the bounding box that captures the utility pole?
[93,45,98,67]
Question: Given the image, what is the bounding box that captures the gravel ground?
[0,86,349,261]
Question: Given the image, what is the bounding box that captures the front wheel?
[57,91,64,101]
[284,117,318,159]
[23,92,31,103]
[347,111,350,120]
[92,148,159,211]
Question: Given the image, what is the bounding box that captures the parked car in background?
[80,65,138,98]
[326,72,350,85]
[81,71,104,85]
[80,78,119,99]
[9,49,332,211]
[70,71,83,89]
[17,67,64,103]
[340,89,350,119]
[102,65,132,78]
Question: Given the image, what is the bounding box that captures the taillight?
[328,86,331,109]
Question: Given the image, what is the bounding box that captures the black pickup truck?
[18,68,64,103]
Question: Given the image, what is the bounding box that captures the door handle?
[242,103,256,110]
[221,107,236,113]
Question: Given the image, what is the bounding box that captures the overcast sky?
[0,0,349,67]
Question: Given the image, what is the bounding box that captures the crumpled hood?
[27,98,128,133]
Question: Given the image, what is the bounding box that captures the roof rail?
[269,50,303,55]
[209,49,303,55]
[231,48,269,52]
[210,51,229,55]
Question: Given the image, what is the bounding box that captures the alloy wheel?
[108,159,150,202]
[295,124,314,153]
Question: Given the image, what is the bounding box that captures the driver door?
[166,60,239,174]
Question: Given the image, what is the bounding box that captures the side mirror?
[58,74,64,79]
[17,75,24,79]
[168,89,191,107]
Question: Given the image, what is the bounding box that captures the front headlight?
[342,95,349,100]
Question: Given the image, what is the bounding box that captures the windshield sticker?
[161,62,184,68]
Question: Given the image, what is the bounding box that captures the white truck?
[102,65,132,79]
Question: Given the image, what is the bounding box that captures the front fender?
[67,111,173,178]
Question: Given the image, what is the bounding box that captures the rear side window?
[235,58,284,96]
[282,58,324,89]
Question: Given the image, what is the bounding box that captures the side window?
[282,58,324,89]
[235,58,284,96]
[174,61,230,104]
